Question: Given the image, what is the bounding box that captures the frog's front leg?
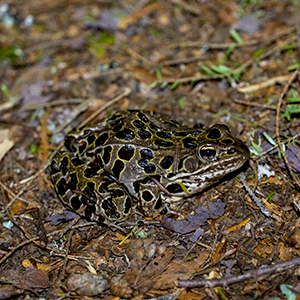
[137,175,191,219]
[135,176,178,217]
[133,176,162,217]
[79,174,134,223]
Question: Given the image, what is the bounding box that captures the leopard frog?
[51,110,249,223]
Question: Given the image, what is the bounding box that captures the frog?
[50,110,250,224]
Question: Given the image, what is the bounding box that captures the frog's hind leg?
[51,150,82,211]
[51,151,134,224]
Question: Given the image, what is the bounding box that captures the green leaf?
[250,141,263,155]
[215,287,228,300]
[229,28,243,44]
[214,109,229,117]
[232,65,245,82]
[263,132,276,146]
[232,71,241,81]
[288,89,300,103]
[253,10,264,18]
[138,231,147,238]
[149,82,158,89]
[290,89,297,98]
[266,97,275,105]
[282,104,300,121]
[171,81,180,90]
[155,67,162,81]
[280,284,296,300]
[119,225,138,245]
[266,191,275,200]
[0,46,18,62]
[150,29,160,38]
[288,63,300,71]
[252,49,264,58]
[288,97,300,102]
[232,116,249,122]
[87,32,115,58]
[224,46,236,59]
[0,83,10,96]
[226,74,233,84]
[160,81,168,89]
[178,97,186,108]
[29,143,41,155]
[201,65,216,75]
[281,44,297,51]
[287,90,300,102]
[211,65,232,74]
[96,64,110,72]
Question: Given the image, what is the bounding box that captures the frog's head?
[197,124,250,175]
[164,124,249,198]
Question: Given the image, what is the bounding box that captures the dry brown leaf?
[125,66,157,85]
[22,259,53,274]
[9,199,28,217]
[0,129,14,162]
[226,218,251,233]
[111,231,126,242]
[262,199,283,217]
[211,237,226,262]
[0,285,23,299]
[253,238,274,258]
[9,66,52,107]
[177,289,206,300]
[0,268,50,289]
[153,250,210,290]
[137,247,174,285]
[278,242,292,261]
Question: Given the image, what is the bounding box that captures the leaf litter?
[0,0,300,299]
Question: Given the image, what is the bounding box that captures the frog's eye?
[200,146,217,160]
[207,128,221,139]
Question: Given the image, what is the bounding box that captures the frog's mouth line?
[161,162,248,202]
[166,153,248,182]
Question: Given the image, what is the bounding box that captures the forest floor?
[0,0,300,299]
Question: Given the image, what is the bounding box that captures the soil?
[0,0,300,299]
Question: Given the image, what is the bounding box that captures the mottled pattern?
[51,110,250,223]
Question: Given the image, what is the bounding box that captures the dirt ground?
[0,0,300,299]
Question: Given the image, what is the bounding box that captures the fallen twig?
[238,173,272,218]
[177,257,300,288]
[275,67,300,189]
[170,27,294,49]
[0,221,97,267]
[153,38,295,85]
[237,74,291,93]
[233,99,277,110]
